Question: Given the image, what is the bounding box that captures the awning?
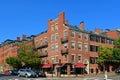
[73,62,85,68]
[41,64,52,68]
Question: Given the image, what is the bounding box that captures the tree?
[17,44,41,69]
[112,37,120,67]
[6,57,22,69]
[97,46,112,71]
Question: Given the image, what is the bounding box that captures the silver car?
[18,69,36,78]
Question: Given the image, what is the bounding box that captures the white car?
[18,69,36,78]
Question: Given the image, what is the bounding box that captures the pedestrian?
[104,70,107,80]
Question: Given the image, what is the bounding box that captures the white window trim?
[78,42,82,51]
[84,33,88,41]
[55,33,58,41]
[71,31,75,38]
[40,39,42,45]
[55,43,58,51]
[55,55,59,63]
[71,41,75,50]
[84,43,88,52]
[63,55,67,62]
[63,30,68,37]
[78,54,82,62]
[51,34,54,42]
[78,32,82,40]
[71,54,76,63]
[51,44,54,51]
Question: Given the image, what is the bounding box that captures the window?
[71,55,75,62]
[107,39,109,44]
[55,44,58,51]
[84,33,88,40]
[44,37,47,43]
[64,55,67,61]
[63,43,68,48]
[90,69,94,73]
[51,56,54,63]
[51,45,54,51]
[71,42,75,49]
[84,44,88,51]
[78,32,82,39]
[96,36,100,42]
[90,57,95,64]
[40,40,42,45]
[78,55,82,62]
[90,45,95,52]
[55,23,58,30]
[56,56,59,62]
[64,30,67,37]
[51,35,54,41]
[55,33,58,40]
[78,43,82,50]
[71,31,75,37]
[51,26,54,32]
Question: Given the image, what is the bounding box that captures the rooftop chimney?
[16,37,20,42]
[106,29,110,32]
[22,35,26,41]
[80,21,84,30]
[58,12,65,24]
[95,28,101,34]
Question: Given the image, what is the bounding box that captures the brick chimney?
[95,28,101,34]
[22,35,26,41]
[106,29,110,32]
[58,12,65,25]
[16,37,20,42]
[80,21,84,30]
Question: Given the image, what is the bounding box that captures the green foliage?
[114,37,120,48]
[6,57,21,69]
[97,46,112,65]
[17,44,41,69]
[112,37,120,64]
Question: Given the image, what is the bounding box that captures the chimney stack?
[95,28,101,34]
[16,37,20,42]
[22,35,26,41]
[80,21,84,30]
[106,29,110,32]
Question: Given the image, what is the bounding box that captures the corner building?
[34,12,114,76]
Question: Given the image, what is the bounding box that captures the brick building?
[0,35,35,72]
[34,12,115,76]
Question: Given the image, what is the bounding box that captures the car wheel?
[36,74,39,77]
[18,74,20,77]
[25,74,28,78]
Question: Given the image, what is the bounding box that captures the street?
[0,73,120,80]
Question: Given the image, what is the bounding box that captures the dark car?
[9,70,18,75]
[33,70,46,77]
[115,68,120,74]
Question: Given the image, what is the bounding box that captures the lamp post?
[59,59,62,77]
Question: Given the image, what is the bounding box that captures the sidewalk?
[46,72,115,78]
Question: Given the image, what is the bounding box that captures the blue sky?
[0,0,120,43]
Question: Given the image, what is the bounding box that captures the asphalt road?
[0,73,120,80]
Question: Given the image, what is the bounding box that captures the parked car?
[9,70,18,75]
[4,70,18,75]
[18,69,36,78]
[33,70,46,77]
[115,68,120,74]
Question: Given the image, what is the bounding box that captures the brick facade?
[34,12,115,76]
